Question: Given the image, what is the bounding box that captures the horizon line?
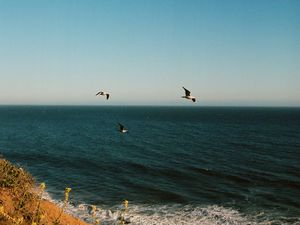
[0,104,299,108]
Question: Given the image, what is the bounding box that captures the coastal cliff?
[0,158,89,225]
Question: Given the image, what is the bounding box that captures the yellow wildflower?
[65,187,72,193]
[64,187,72,202]
[123,199,128,210]
[91,205,97,217]
[54,186,72,224]
[40,182,46,190]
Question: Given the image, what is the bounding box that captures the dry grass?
[0,158,89,225]
[0,158,35,224]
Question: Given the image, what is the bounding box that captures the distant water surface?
[0,106,299,224]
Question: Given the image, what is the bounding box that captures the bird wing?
[106,94,110,100]
[118,123,124,130]
[182,87,191,96]
[95,92,101,96]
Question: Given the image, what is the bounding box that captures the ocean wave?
[42,191,300,225]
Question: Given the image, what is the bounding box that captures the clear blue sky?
[0,0,299,106]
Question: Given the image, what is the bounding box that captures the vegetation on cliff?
[0,158,88,225]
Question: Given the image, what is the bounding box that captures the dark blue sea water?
[0,106,299,224]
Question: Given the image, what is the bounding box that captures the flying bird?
[95,91,110,100]
[118,123,128,133]
[182,87,196,102]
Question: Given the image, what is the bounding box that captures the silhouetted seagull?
[95,91,110,100]
[182,87,196,102]
[118,123,128,133]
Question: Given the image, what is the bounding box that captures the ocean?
[0,106,299,224]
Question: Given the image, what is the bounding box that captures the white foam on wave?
[41,191,300,225]
[118,204,252,225]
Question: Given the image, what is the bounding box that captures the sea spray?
[40,191,299,225]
